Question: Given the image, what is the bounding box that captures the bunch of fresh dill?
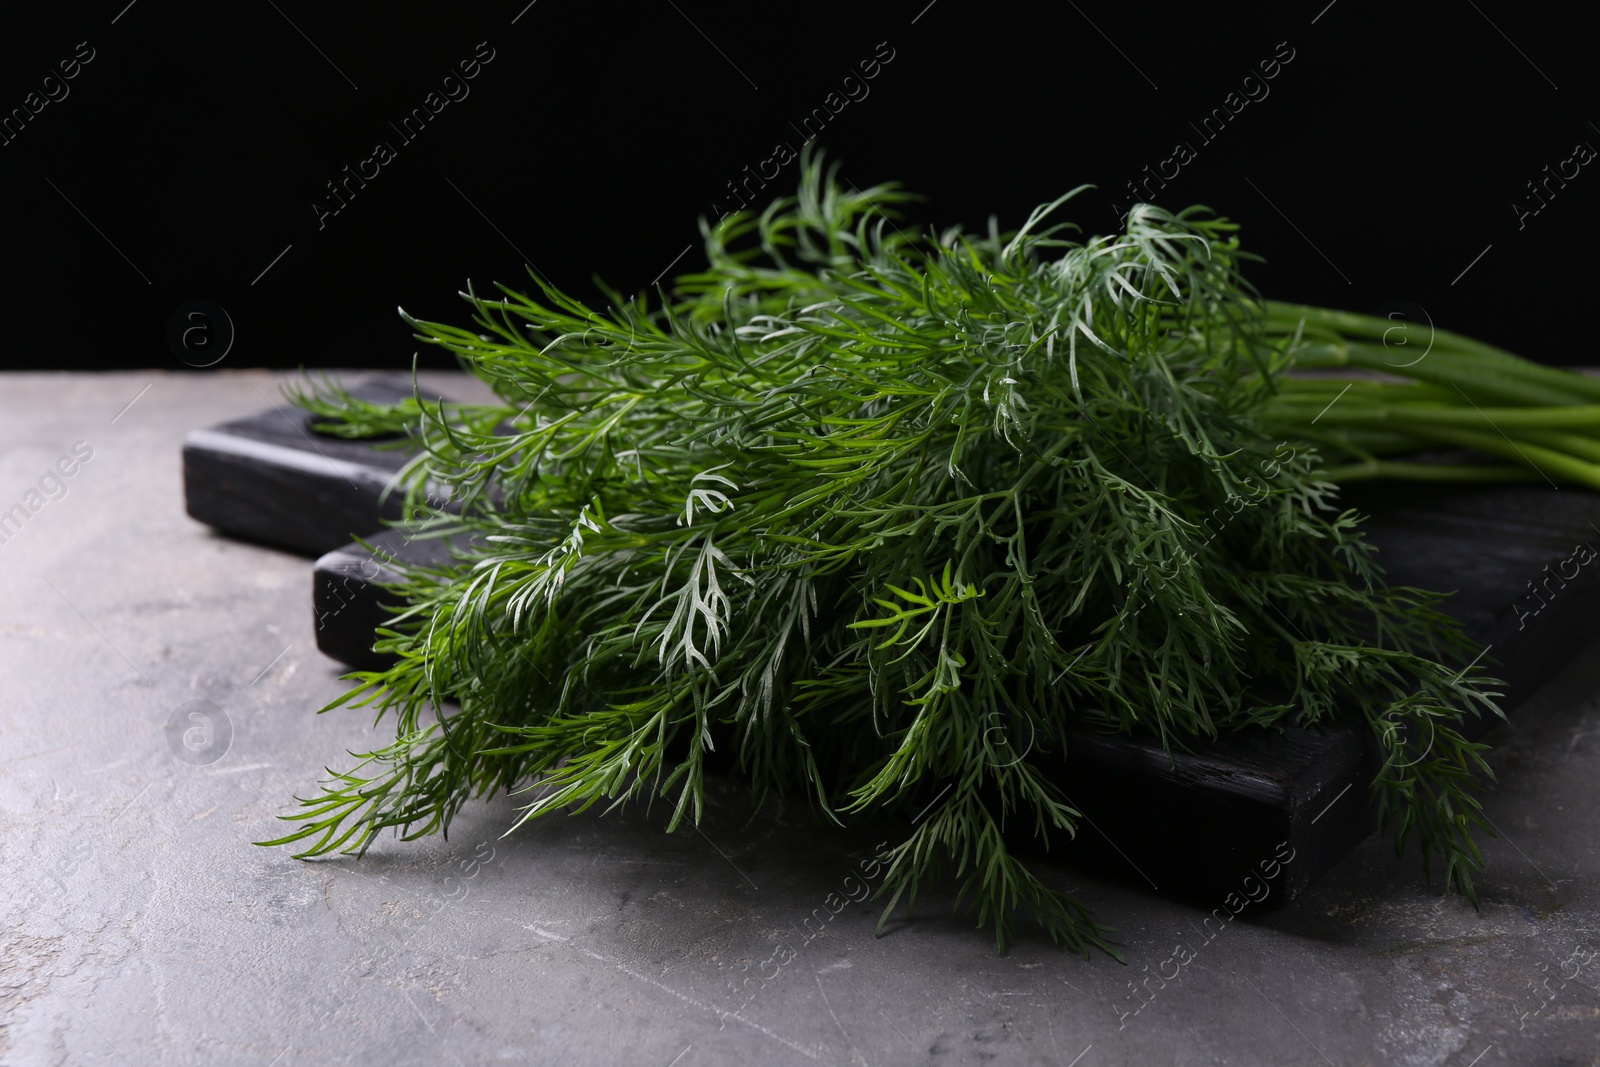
[267,153,1508,954]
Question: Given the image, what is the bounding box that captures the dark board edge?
[181,375,442,556]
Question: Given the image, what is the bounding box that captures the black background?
[1,1,1594,371]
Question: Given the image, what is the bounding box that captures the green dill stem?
[1321,459,1544,483]
[1263,301,1563,373]
[1266,393,1600,475]
[1260,302,1465,345]
[1271,322,1600,405]
[1370,425,1600,488]
[1277,378,1459,405]
[1516,429,1600,465]
[1272,399,1600,431]
[1334,344,1600,404]
[1268,423,1434,459]
[1285,347,1583,407]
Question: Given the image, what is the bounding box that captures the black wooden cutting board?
[181,377,435,555]
[182,380,1600,904]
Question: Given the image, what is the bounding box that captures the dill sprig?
[267,151,1508,955]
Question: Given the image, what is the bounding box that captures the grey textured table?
[2,371,1597,1067]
